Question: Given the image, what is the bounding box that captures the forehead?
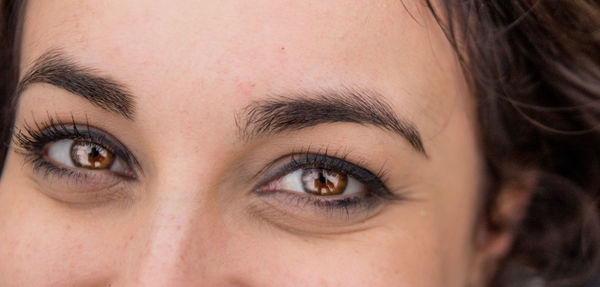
[19,0,465,133]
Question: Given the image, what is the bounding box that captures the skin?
[0,0,523,286]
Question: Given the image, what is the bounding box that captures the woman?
[0,0,598,286]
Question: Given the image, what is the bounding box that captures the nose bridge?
[124,167,225,286]
[118,113,236,286]
[127,196,200,285]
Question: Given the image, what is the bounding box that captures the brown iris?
[70,141,114,169]
[301,169,348,196]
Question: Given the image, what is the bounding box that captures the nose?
[110,164,257,287]
[122,193,211,286]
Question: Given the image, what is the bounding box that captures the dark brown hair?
[425,0,600,286]
[0,0,19,171]
[1,0,600,286]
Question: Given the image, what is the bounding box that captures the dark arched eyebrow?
[16,49,135,119]
[17,51,426,156]
[237,90,428,156]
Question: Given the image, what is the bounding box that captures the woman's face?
[0,0,488,286]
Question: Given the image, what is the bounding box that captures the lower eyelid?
[255,187,374,213]
[249,191,385,235]
[32,160,124,187]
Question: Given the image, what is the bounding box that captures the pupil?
[318,172,328,184]
[89,147,100,158]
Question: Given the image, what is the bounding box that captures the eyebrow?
[238,90,427,156]
[16,50,135,119]
[16,52,426,155]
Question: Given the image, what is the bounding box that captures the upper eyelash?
[13,114,138,174]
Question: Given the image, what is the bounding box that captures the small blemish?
[237,81,256,97]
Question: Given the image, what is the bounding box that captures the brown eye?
[70,141,115,169]
[44,138,133,178]
[301,169,348,196]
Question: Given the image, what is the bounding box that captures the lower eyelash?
[31,159,91,182]
[258,189,381,218]
[297,194,378,214]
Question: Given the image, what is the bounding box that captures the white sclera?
[46,139,76,168]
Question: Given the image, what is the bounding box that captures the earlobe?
[469,171,537,286]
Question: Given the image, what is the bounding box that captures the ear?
[469,171,537,286]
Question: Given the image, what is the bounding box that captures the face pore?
[0,0,486,286]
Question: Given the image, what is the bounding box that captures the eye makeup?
[252,150,404,221]
[13,114,138,184]
[12,114,404,223]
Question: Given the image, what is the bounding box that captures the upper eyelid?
[249,147,365,182]
[251,153,341,189]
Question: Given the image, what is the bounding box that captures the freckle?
[176,225,181,231]
[280,46,285,51]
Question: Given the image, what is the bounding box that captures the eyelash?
[13,116,398,213]
[13,115,136,181]
[254,150,400,212]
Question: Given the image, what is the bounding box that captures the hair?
[424,0,600,286]
[0,0,19,173]
[1,0,599,286]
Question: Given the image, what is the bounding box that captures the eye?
[263,168,366,197]
[255,153,387,200]
[250,153,400,231]
[45,139,133,177]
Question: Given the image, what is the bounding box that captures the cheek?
[221,212,446,287]
[0,166,115,285]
